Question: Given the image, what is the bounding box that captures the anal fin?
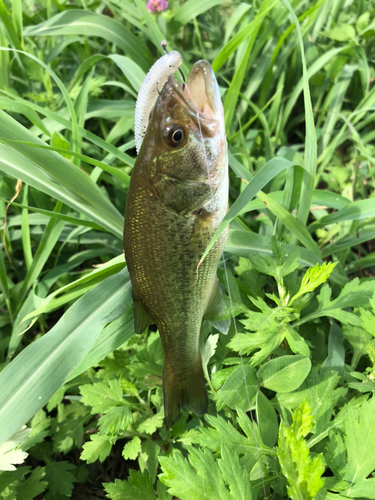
[134,299,153,334]
[204,278,231,335]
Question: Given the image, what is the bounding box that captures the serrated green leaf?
[0,448,28,472]
[325,430,346,477]
[344,397,375,496]
[137,410,164,435]
[0,467,29,494]
[242,296,287,330]
[103,471,156,500]
[52,416,87,454]
[347,370,375,393]
[46,386,66,413]
[80,379,124,414]
[217,444,252,499]
[122,437,141,461]
[359,292,375,337]
[15,467,47,500]
[29,409,51,437]
[139,439,161,484]
[23,411,52,452]
[0,427,30,471]
[249,244,300,281]
[44,461,76,497]
[159,448,229,500]
[121,379,139,398]
[295,279,375,328]
[157,480,173,500]
[98,406,132,436]
[290,262,337,305]
[229,330,285,367]
[192,412,275,472]
[80,434,112,464]
[276,369,344,448]
[344,479,375,499]
[229,295,289,365]
[277,400,325,500]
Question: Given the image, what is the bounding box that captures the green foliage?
[104,471,156,500]
[122,437,141,461]
[1,0,375,498]
[80,379,125,414]
[14,467,47,500]
[289,262,337,305]
[0,427,29,472]
[257,355,311,393]
[80,434,112,464]
[228,244,336,365]
[342,397,375,498]
[0,466,47,500]
[44,461,76,497]
[277,400,325,500]
[160,445,252,500]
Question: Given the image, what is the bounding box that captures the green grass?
[0,0,375,498]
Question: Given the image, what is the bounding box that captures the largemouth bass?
[124,56,228,427]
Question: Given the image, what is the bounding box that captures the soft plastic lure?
[134,50,183,154]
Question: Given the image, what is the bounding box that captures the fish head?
[141,60,227,194]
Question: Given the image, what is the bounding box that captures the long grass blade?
[278,0,317,226]
[0,111,124,237]
[24,9,152,71]
[0,269,132,447]
[224,0,274,131]
[200,157,299,264]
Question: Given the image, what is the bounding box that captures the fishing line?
[183,80,267,497]
[161,41,186,89]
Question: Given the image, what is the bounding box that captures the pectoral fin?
[204,278,231,335]
[133,299,153,334]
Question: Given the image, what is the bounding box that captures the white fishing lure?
[134,50,183,154]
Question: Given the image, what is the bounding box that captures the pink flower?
[146,0,168,13]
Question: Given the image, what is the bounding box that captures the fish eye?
[164,124,187,148]
[172,129,183,142]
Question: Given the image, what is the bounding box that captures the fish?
[124,56,228,427]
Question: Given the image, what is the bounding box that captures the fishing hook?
[161,40,186,90]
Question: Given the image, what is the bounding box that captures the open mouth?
[184,61,222,121]
[168,61,223,124]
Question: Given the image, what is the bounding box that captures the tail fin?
[163,364,208,428]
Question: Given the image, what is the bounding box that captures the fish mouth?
[168,61,223,124]
[184,61,223,121]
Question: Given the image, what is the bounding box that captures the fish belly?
[124,171,227,426]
